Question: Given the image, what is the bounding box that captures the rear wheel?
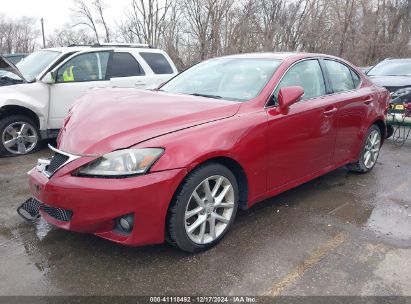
[167,163,239,253]
[347,125,381,173]
[0,115,40,156]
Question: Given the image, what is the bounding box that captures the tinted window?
[274,59,326,103]
[110,52,144,77]
[140,52,173,74]
[56,51,110,83]
[324,60,355,93]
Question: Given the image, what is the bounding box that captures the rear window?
[324,60,357,93]
[110,52,144,77]
[140,52,174,74]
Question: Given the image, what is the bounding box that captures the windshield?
[16,50,60,82]
[367,60,411,76]
[160,58,282,102]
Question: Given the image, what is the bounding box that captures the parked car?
[358,66,372,74]
[367,58,411,97]
[0,53,27,78]
[20,53,389,252]
[0,44,178,156]
[367,58,411,137]
[3,53,27,65]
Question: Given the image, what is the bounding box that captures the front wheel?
[167,163,239,253]
[0,115,41,156]
[347,125,381,173]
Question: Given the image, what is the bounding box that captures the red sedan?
[20,53,390,252]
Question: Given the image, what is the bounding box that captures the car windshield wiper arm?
[189,93,222,99]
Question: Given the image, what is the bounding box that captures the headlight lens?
[77,148,164,177]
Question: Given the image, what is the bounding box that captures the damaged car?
[19,53,390,252]
[0,44,178,156]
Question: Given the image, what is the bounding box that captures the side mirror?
[278,86,304,112]
[41,72,55,84]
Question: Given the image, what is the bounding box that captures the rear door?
[48,51,111,129]
[321,59,376,164]
[266,59,338,190]
[108,51,148,88]
[138,51,178,88]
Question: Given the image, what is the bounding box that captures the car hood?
[0,56,27,83]
[368,75,411,89]
[58,88,241,155]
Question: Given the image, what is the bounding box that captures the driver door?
[48,51,111,129]
[266,59,337,190]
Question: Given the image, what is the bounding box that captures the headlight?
[77,148,164,177]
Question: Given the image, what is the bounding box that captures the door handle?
[364,97,373,105]
[135,81,145,86]
[323,108,338,116]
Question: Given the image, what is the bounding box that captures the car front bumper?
[27,167,187,246]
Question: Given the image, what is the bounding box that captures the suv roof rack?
[91,43,153,48]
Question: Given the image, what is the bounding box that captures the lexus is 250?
[19,53,390,252]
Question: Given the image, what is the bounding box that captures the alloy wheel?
[184,175,235,244]
[1,122,38,155]
[363,129,381,169]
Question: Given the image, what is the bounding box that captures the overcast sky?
[1,0,131,36]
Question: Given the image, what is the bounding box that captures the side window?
[273,59,326,104]
[324,60,356,93]
[109,52,145,78]
[140,52,174,74]
[56,52,110,83]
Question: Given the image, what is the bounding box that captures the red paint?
[29,53,389,246]
[278,86,304,111]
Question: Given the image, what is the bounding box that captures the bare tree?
[5,0,411,68]
[0,15,39,53]
[71,0,100,43]
[93,0,111,42]
[47,25,95,47]
[122,0,171,46]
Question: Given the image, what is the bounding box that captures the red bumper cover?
[28,167,187,246]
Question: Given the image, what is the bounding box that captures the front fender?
[0,82,49,129]
[136,111,269,204]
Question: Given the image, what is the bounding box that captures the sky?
[1,0,131,37]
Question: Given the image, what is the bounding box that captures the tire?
[347,124,381,173]
[0,115,41,156]
[167,162,239,253]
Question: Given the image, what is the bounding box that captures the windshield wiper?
[189,93,222,99]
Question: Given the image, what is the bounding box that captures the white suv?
[0,44,178,156]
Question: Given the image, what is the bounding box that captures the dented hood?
[0,56,27,82]
[58,88,241,155]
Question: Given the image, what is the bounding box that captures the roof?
[383,58,411,62]
[41,45,163,54]
[219,52,334,60]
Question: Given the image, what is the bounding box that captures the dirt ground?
[0,138,410,297]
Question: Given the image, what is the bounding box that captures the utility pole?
[41,18,46,48]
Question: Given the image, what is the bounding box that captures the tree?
[0,15,39,53]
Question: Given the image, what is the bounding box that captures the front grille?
[46,152,69,175]
[41,203,73,222]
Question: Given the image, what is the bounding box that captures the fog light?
[117,214,134,233]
